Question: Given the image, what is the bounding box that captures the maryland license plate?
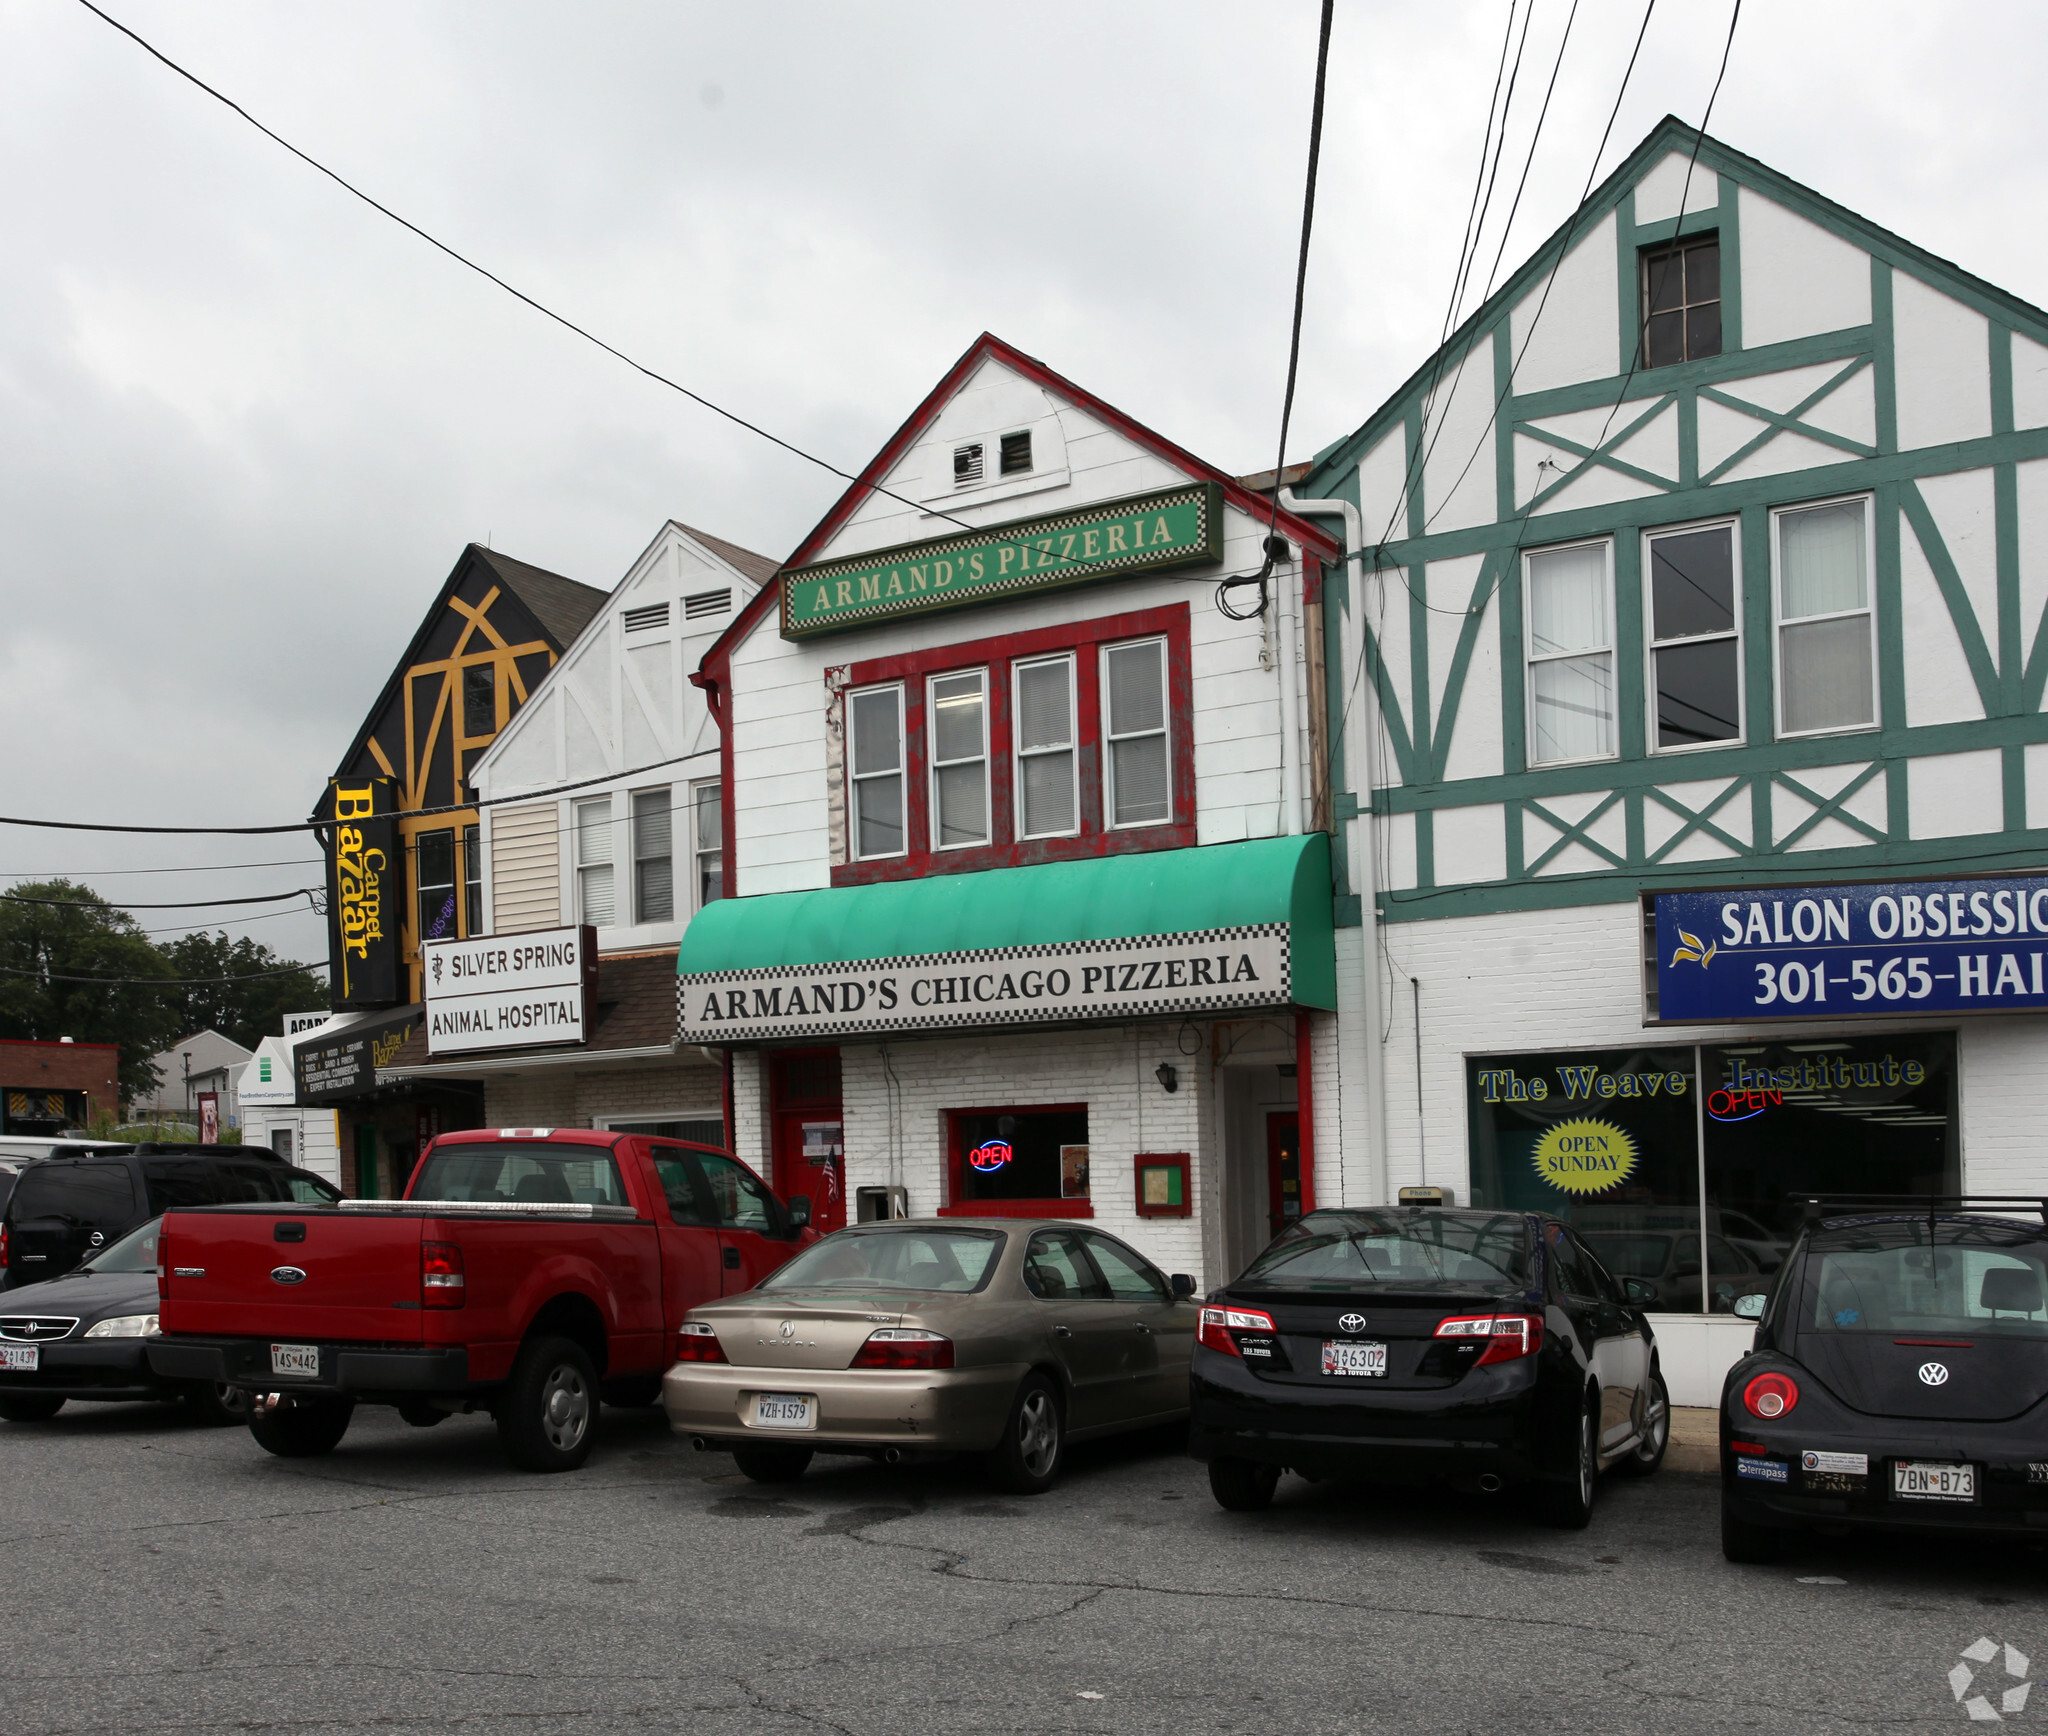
[1321,1340,1388,1377]
[1893,1459,1975,1502]
[752,1393,816,1430]
[269,1343,320,1379]
[0,1346,37,1373]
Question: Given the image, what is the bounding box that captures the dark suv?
[0,1151,340,1289]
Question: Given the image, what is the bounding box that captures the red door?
[770,1050,844,1234]
[1266,1113,1302,1240]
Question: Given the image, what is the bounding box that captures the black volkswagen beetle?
[1189,1206,1669,1526]
[1720,1196,2048,1563]
[0,1217,248,1424]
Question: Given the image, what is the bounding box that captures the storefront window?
[1467,1033,1959,1313]
[951,1107,1088,1205]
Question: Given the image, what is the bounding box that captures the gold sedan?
[661,1219,1198,1491]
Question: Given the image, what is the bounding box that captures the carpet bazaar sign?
[779,483,1222,639]
[1655,873,2048,1022]
[323,777,402,1008]
[678,924,1292,1043]
[423,925,596,1056]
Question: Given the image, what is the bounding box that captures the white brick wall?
[839,1023,1216,1284]
[483,1059,723,1131]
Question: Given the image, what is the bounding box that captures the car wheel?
[1720,1495,1784,1563]
[732,1443,814,1483]
[496,1334,599,1473]
[248,1397,354,1458]
[0,1395,64,1423]
[1614,1371,1670,1479]
[1207,1456,1281,1512]
[1537,1397,1599,1529]
[181,1382,253,1427]
[984,1372,1064,1494]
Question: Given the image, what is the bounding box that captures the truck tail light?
[851,1328,954,1370]
[675,1321,727,1363]
[1435,1312,1544,1365]
[0,1220,9,1270]
[1743,1371,1798,1419]
[1197,1305,1277,1356]
[421,1241,465,1309]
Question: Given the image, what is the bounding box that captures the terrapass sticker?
[1736,1457,1790,1484]
[1529,1117,1638,1196]
[1802,1450,1869,1475]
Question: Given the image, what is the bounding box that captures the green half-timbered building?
[1287,118,2048,1401]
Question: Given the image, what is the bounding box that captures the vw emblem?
[1919,1361,1950,1386]
[270,1266,308,1286]
[778,1320,797,1340]
[1338,1312,1368,1333]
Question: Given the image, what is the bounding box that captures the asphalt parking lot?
[1,1401,2043,1735]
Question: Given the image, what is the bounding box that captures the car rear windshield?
[82,1217,162,1274]
[759,1228,1005,1294]
[1238,1211,1533,1291]
[10,1163,139,1225]
[1804,1218,2048,1338]
[412,1143,628,1207]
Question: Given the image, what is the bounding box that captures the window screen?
[929,670,989,847]
[1015,656,1077,836]
[575,798,615,926]
[849,686,905,858]
[633,788,674,923]
[1104,640,1169,826]
[1777,500,1873,734]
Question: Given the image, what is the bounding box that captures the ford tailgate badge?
[271,1266,308,1286]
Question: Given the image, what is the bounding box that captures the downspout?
[1273,541,1304,837]
[1280,487,1387,1208]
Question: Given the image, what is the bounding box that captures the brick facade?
[483,1058,724,1131]
[0,1039,120,1133]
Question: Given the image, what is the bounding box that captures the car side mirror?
[786,1195,812,1231]
[1170,1273,1196,1299]
[1622,1278,1655,1306]
[1732,1292,1768,1320]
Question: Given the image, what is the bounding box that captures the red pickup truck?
[146,1128,816,1471]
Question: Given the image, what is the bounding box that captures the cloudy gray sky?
[0,0,2031,968]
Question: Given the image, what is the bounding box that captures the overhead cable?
[0,960,325,986]
[1,887,321,910]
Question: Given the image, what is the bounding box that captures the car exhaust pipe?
[1477,1473,1504,1493]
[688,1435,709,1452]
[883,1447,906,1464]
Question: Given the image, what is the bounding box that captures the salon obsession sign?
[678,923,1291,1043]
[779,483,1222,639]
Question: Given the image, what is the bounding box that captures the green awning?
[677,835,1335,1044]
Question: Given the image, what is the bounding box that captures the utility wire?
[0,857,321,878]
[0,960,325,986]
[1,887,320,910]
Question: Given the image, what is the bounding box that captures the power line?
[0,858,321,878]
[0,960,325,987]
[2,887,320,910]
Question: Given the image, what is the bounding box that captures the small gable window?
[999,430,1033,476]
[953,443,986,488]
[1640,233,1721,368]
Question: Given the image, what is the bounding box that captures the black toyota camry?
[1720,1196,2048,1562]
[1189,1206,1669,1526]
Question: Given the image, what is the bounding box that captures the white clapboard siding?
[491,802,563,933]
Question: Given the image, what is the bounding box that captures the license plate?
[752,1393,815,1430]
[1321,1340,1388,1378]
[270,1343,320,1379]
[1893,1459,1975,1502]
[0,1345,37,1373]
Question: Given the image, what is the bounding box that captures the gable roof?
[1305,115,2048,499]
[673,522,779,589]
[698,332,1340,675]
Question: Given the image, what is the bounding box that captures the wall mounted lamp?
[1155,1062,1178,1094]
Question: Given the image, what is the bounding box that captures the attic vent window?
[953,443,985,488]
[999,431,1033,476]
[623,603,671,634]
[1640,233,1721,367]
[683,589,731,620]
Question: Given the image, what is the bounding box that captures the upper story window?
[1640,234,1721,368]
[632,788,674,923]
[462,824,482,936]
[574,797,614,925]
[1647,522,1741,750]
[1525,541,1616,765]
[1775,496,1875,736]
[849,685,907,860]
[929,670,990,849]
[836,604,1192,884]
[952,429,1035,490]
[999,431,1033,475]
[692,780,723,905]
[417,830,458,945]
[462,664,495,737]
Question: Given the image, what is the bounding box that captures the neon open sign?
[968,1140,1013,1172]
[1707,1088,1783,1123]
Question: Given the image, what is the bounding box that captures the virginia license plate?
[0,1345,37,1373]
[753,1393,816,1430]
[270,1343,320,1378]
[1893,1459,1975,1502]
[1322,1340,1388,1377]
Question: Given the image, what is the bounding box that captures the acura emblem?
[778,1320,797,1340]
[1918,1361,1950,1386]
[1338,1312,1368,1333]
[271,1266,308,1286]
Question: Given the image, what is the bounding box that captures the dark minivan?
[1190,1206,1669,1526]
[0,1151,339,1288]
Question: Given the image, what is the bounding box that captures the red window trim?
[942,1102,1094,1217]
[834,603,1194,886]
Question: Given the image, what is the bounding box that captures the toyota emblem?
[778,1320,797,1340]
[1918,1361,1950,1386]
[270,1266,308,1286]
[1338,1312,1368,1333]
